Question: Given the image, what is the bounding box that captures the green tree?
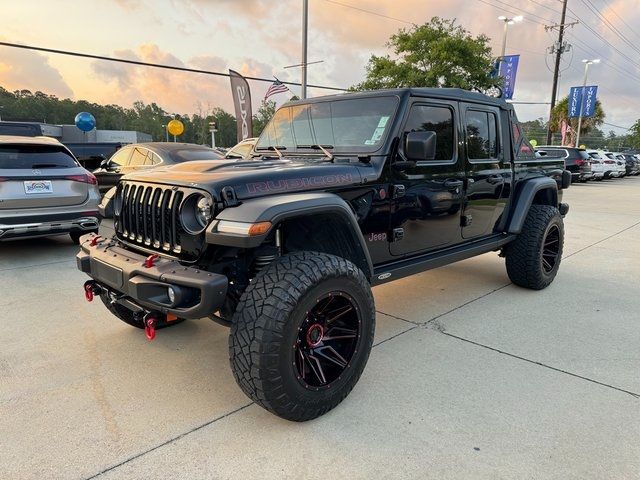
[252,100,276,137]
[549,96,605,147]
[352,17,499,91]
[628,120,640,148]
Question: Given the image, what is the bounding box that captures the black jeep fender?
[504,176,562,234]
[206,192,374,280]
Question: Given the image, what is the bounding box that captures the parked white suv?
[586,151,605,181]
[609,152,628,178]
[596,150,620,179]
[0,136,101,243]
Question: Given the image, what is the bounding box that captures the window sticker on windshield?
[377,116,389,128]
[365,126,385,145]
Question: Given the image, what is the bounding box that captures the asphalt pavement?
[1,177,639,479]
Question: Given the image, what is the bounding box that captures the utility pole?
[301,0,308,99]
[546,0,568,144]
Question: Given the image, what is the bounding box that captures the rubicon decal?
[246,174,354,194]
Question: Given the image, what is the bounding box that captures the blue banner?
[498,55,520,100]
[568,85,598,118]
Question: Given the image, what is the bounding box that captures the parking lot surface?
[2,178,639,479]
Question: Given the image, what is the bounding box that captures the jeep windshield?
[255,96,399,155]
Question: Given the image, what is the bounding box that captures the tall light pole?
[498,15,523,61]
[301,0,308,99]
[575,58,599,148]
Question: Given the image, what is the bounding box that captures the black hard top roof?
[285,88,511,109]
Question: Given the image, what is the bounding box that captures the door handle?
[443,179,464,189]
[486,175,504,185]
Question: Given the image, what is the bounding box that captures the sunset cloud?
[0,0,638,131]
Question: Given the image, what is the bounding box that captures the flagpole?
[301,0,308,99]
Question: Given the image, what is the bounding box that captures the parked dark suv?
[537,146,592,183]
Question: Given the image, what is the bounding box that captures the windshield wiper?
[296,144,334,162]
[255,145,286,159]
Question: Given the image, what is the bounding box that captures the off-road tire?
[99,293,185,329]
[504,204,564,290]
[229,251,375,422]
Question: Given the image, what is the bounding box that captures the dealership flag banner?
[568,85,598,118]
[229,69,253,142]
[498,54,520,100]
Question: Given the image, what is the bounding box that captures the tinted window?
[404,105,454,161]
[541,148,565,157]
[466,110,498,159]
[110,148,131,166]
[174,149,224,162]
[149,152,162,165]
[588,152,602,159]
[0,124,41,136]
[0,145,78,169]
[129,147,147,166]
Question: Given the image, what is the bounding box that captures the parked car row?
[536,146,640,183]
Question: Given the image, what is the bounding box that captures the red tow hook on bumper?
[83,280,101,302]
[143,314,158,341]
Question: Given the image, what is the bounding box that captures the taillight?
[65,173,98,185]
[575,159,585,166]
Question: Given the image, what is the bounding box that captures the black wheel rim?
[541,224,560,274]
[294,291,361,389]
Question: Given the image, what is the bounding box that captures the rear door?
[460,104,507,239]
[0,144,88,209]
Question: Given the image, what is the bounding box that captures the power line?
[322,0,414,25]
[578,0,640,57]
[0,41,347,92]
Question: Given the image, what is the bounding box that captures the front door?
[390,100,464,256]
[460,104,506,239]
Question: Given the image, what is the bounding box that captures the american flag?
[264,78,290,100]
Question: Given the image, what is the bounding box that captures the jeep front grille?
[116,182,184,254]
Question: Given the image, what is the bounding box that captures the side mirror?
[100,158,111,169]
[405,130,437,161]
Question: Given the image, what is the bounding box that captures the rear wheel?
[504,205,564,290]
[229,251,375,421]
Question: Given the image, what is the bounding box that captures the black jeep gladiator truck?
[77,88,570,421]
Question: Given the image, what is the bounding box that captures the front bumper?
[76,233,228,319]
[0,213,99,240]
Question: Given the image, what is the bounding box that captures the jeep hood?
[123,159,366,200]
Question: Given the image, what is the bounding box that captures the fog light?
[167,287,176,304]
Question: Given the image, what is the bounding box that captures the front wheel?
[504,205,564,290]
[229,252,375,421]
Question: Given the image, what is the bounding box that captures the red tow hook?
[144,314,157,341]
[144,254,160,268]
[83,280,100,302]
[89,235,103,247]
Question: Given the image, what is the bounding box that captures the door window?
[404,105,455,161]
[129,147,148,166]
[466,110,499,160]
[109,147,131,166]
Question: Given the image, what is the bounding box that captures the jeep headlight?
[180,193,213,234]
[196,196,213,227]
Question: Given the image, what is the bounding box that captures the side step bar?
[371,234,516,286]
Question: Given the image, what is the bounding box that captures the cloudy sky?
[0,0,638,133]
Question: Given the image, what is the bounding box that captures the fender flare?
[206,192,374,280]
[505,177,558,234]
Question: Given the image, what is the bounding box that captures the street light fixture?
[575,58,600,148]
[498,15,523,60]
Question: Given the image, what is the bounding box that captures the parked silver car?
[0,136,100,243]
